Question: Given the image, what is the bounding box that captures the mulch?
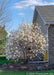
[0,63,54,72]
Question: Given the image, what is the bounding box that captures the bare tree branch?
[0,0,11,25]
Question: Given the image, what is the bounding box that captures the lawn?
[0,55,15,65]
[0,55,23,65]
[0,70,54,75]
[0,70,25,75]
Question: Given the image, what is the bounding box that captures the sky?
[8,0,54,33]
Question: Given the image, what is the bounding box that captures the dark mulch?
[0,63,54,72]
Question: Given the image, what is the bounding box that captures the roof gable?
[36,5,54,24]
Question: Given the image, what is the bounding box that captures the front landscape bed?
[1,63,54,72]
[0,55,54,72]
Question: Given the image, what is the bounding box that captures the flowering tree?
[13,22,47,61]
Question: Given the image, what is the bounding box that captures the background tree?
[0,0,11,54]
[0,25,7,39]
[0,25,7,54]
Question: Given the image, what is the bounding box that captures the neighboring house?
[33,5,54,64]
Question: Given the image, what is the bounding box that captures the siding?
[33,8,38,23]
[36,13,47,35]
[48,25,54,64]
[33,10,48,61]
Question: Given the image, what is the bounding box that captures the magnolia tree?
[12,22,47,60]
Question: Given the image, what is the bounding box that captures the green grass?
[0,55,24,65]
[0,70,54,75]
[0,55,15,65]
[0,70,25,75]
[0,55,6,57]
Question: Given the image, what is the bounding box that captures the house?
[33,5,54,64]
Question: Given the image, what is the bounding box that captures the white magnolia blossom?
[9,22,47,60]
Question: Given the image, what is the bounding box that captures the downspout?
[46,24,50,64]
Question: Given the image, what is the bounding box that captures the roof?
[36,5,54,22]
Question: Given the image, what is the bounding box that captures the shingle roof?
[36,6,54,22]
